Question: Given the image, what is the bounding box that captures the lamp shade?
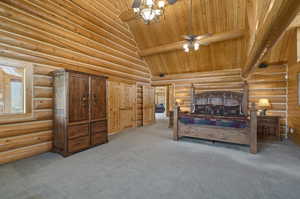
[258,98,271,108]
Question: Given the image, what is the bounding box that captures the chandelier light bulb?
[141,8,156,21]
[133,0,166,24]
[146,0,154,6]
[158,1,165,8]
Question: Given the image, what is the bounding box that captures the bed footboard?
[173,104,258,154]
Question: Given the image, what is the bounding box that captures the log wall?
[0,0,150,164]
[0,63,54,164]
[0,0,150,83]
[248,65,288,136]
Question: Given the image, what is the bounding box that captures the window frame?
[0,62,33,124]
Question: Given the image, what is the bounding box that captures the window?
[0,62,33,123]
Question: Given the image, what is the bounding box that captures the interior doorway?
[155,86,167,120]
[154,85,173,120]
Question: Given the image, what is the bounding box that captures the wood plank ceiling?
[114,0,296,76]
[115,0,248,76]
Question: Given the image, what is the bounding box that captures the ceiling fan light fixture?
[184,47,190,53]
[194,42,200,51]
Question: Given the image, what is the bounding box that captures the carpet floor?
[1,120,300,199]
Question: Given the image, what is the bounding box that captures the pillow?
[194,105,208,114]
[224,105,241,116]
[211,105,224,116]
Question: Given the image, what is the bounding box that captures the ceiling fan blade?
[132,0,141,8]
[195,33,212,40]
[168,0,177,4]
[182,35,192,40]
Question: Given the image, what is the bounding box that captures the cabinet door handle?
[93,94,98,104]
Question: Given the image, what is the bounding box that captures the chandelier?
[132,0,166,24]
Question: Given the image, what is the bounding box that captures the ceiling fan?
[132,0,178,24]
[182,0,212,52]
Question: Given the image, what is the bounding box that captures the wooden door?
[68,72,89,123]
[143,86,155,125]
[136,85,143,126]
[108,81,120,134]
[91,76,106,121]
[119,83,136,129]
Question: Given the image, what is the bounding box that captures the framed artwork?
[298,73,300,105]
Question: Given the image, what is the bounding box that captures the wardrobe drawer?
[92,132,107,146]
[68,136,90,153]
[92,121,107,133]
[68,124,89,139]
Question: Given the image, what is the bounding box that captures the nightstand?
[257,116,281,141]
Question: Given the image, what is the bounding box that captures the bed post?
[173,106,180,141]
[249,102,258,154]
[191,84,195,113]
[243,81,249,116]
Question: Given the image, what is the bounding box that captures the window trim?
[0,63,33,124]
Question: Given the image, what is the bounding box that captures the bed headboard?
[191,82,249,117]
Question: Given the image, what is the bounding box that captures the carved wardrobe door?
[69,72,89,123]
[68,72,90,153]
[90,76,108,146]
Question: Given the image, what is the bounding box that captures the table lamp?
[258,98,271,116]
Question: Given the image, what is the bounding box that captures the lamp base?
[260,109,267,116]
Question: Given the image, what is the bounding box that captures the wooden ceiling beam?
[139,30,245,57]
[242,0,300,79]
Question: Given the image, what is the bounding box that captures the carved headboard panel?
[192,91,246,116]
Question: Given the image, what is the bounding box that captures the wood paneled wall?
[248,65,288,136]
[0,63,54,164]
[0,0,150,83]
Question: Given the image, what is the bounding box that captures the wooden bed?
[173,84,258,154]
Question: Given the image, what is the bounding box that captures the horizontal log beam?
[151,69,241,81]
[139,30,245,57]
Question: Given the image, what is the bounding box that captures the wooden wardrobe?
[53,70,107,157]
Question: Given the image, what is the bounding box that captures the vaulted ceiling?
[113,0,299,76]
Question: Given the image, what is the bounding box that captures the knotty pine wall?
[153,66,288,135]
[0,63,54,164]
